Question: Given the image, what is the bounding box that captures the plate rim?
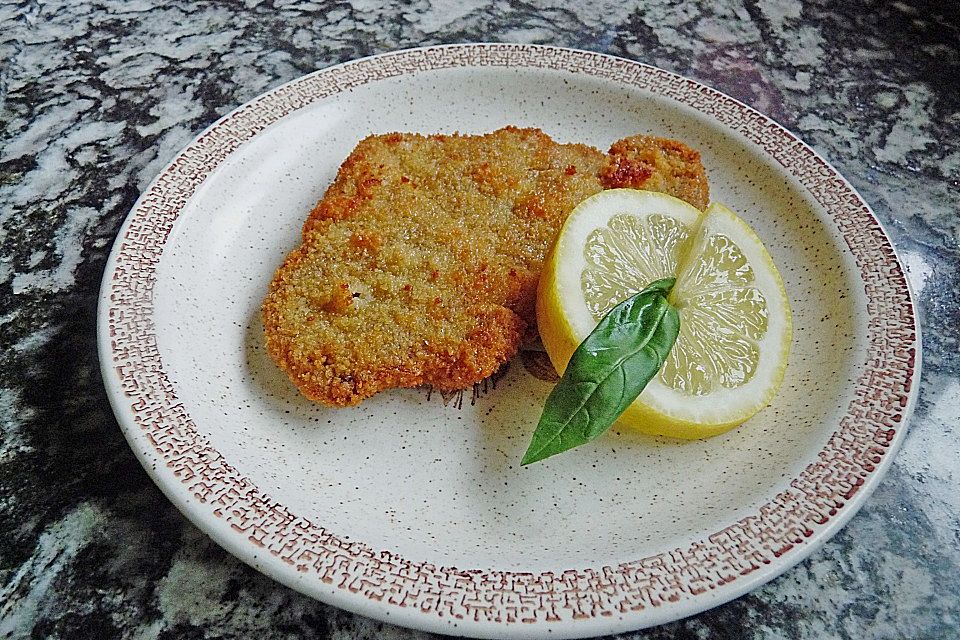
[97,43,921,639]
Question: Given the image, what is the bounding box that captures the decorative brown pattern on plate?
[105,45,917,626]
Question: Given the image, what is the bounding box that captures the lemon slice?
[536,189,792,439]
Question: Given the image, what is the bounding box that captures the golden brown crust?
[263,127,709,406]
[600,135,710,210]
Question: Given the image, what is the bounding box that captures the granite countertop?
[2,1,958,638]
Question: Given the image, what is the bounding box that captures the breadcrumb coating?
[262,127,708,406]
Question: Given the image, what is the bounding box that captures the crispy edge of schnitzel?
[600,134,709,210]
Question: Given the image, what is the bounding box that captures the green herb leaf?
[521,278,680,466]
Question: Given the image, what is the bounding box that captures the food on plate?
[529,189,792,462]
[262,127,709,406]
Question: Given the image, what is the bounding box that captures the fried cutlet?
[262,127,708,406]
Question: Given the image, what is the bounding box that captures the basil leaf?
[521,278,680,465]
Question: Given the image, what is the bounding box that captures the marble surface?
[1,1,958,638]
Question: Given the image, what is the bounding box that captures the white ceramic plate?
[98,45,920,638]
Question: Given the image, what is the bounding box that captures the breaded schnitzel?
[263,127,708,406]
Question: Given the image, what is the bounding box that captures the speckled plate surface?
[97,44,920,639]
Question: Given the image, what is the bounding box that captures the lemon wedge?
[536,189,792,439]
